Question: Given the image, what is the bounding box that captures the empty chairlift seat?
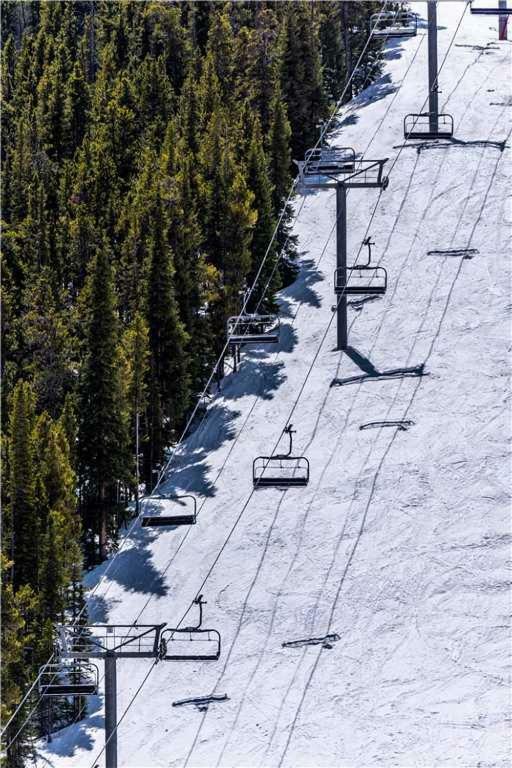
[404,112,454,140]
[335,237,387,296]
[227,314,280,345]
[253,425,310,488]
[160,628,221,661]
[370,10,418,37]
[38,662,99,696]
[335,265,387,295]
[303,147,356,176]
[141,494,197,527]
[160,595,221,661]
[253,456,310,488]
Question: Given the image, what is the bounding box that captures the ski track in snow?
[37,4,511,767]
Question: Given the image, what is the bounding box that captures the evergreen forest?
[1,2,384,764]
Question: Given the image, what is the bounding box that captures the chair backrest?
[304,147,356,175]
[38,662,99,695]
[227,314,279,339]
[253,455,310,482]
[161,628,221,661]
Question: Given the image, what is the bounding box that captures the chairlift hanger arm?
[183,594,206,631]
[361,237,375,267]
[282,424,296,458]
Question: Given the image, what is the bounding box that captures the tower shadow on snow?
[332,346,428,386]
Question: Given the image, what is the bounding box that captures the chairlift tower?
[52,600,220,768]
[470,0,511,39]
[404,2,454,140]
[295,148,389,350]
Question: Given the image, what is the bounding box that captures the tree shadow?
[355,73,398,105]
[280,258,323,313]
[329,111,359,134]
[244,323,298,359]
[84,592,110,623]
[223,357,287,402]
[162,403,243,497]
[41,701,103,759]
[87,527,169,598]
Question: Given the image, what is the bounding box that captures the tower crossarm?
[343,159,389,188]
[296,158,389,190]
[57,623,167,659]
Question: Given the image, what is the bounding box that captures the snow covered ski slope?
[38,3,511,766]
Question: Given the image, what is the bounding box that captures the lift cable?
[276,111,511,768]
[151,0,393,491]
[1,3,394,754]
[83,11,410,766]
[180,7,475,765]
[9,1,423,759]
[94,26,431,768]
[11,2,450,758]
[130,9,419,619]
[87,10,464,767]
[279,17,504,768]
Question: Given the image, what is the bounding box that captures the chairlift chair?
[253,425,310,488]
[141,494,197,527]
[303,147,356,176]
[38,662,99,696]
[335,238,387,296]
[227,314,280,345]
[370,10,418,37]
[404,112,454,140]
[160,596,221,661]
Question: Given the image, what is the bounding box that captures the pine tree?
[20,268,73,417]
[269,84,292,212]
[319,3,345,103]
[146,193,189,482]
[78,243,129,561]
[123,312,149,418]
[122,313,150,496]
[233,7,281,134]
[205,6,235,103]
[267,86,297,288]
[62,58,89,156]
[245,116,280,313]
[176,65,201,159]
[59,392,78,468]
[199,108,257,356]
[280,2,326,161]
[0,555,38,768]
[6,381,38,591]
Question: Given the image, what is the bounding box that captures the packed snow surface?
[37,3,511,766]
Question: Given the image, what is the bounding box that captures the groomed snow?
[36,3,511,766]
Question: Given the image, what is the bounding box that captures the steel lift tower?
[404,2,454,140]
[295,148,389,350]
[42,599,221,768]
[470,0,511,39]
